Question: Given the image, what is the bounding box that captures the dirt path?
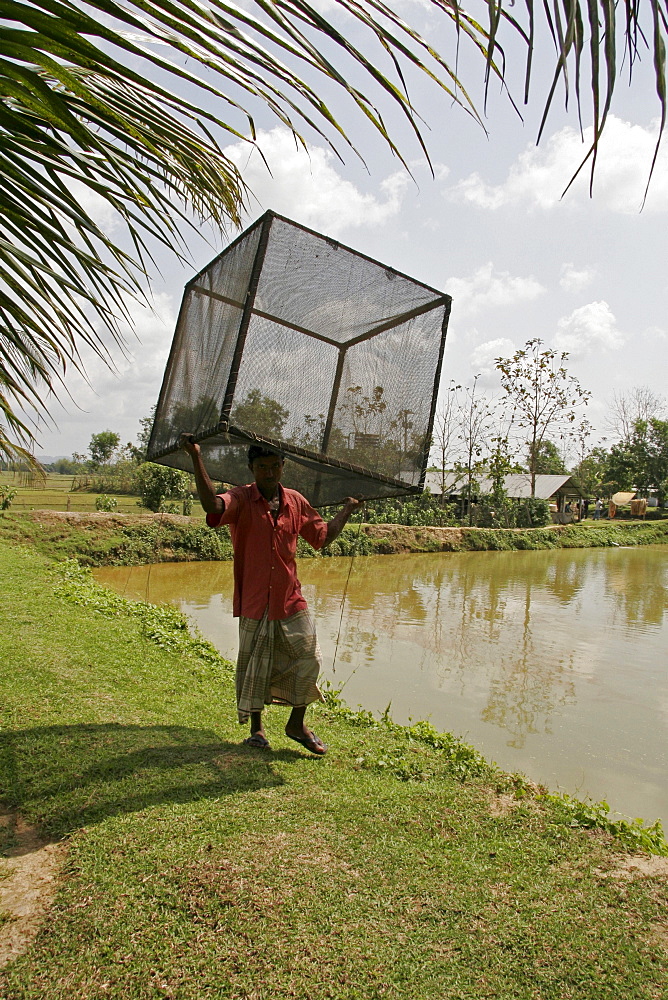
[0,808,67,968]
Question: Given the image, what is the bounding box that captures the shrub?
[1,484,18,510]
[132,463,192,512]
[158,501,181,514]
[95,495,118,512]
[350,494,458,527]
[516,496,551,527]
[74,459,138,495]
[470,494,517,528]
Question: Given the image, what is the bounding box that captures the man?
[181,435,359,755]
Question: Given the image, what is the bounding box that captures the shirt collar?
[249,481,284,507]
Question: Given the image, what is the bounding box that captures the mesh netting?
[148,212,451,507]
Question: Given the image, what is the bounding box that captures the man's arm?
[324,497,361,546]
[180,434,223,515]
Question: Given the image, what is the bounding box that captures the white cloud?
[449,116,668,214]
[469,338,516,382]
[554,301,625,357]
[224,128,409,237]
[445,262,545,319]
[31,291,177,455]
[560,262,596,293]
[68,179,122,232]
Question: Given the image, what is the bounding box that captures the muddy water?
[95,545,668,827]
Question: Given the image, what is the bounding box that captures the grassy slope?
[0,512,232,566]
[1,541,667,999]
[364,519,668,554]
[1,511,667,567]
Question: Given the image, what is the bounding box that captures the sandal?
[285,730,327,755]
[243,732,271,749]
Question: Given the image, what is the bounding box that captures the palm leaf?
[1,0,666,470]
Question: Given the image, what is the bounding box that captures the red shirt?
[206,483,328,620]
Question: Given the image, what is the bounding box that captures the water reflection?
[604,549,668,627]
[303,552,593,749]
[95,545,668,825]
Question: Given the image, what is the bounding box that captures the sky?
[27,1,668,464]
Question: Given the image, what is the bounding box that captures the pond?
[95,544,668,828]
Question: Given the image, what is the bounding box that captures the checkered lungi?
[236,609,325,724]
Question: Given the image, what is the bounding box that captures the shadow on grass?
[0,723,287,842]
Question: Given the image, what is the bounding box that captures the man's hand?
[179,432,199,457]
[179,434,223,515]
[324,496,362,546]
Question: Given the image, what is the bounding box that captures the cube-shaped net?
[148,212,451,506]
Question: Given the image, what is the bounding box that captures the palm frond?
[2,0,498,462]
[1,0,667,464]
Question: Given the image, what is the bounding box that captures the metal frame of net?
[148,211,451,506]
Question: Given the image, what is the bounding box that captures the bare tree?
[606,387,666,444]
[432,382,460,496]
[455,376,495,524]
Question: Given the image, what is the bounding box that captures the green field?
[1,470,148,514]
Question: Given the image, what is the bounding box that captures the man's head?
[248,445,284,499]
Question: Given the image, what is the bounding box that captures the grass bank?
[1,510,667,566]
[1,540,668,998]
[0,511,228,566]
[363,518,668,554]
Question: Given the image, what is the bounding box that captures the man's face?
[250,454,284,497]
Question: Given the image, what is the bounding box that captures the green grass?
[8,493,142,514]
[1,470,144,513]
[461,521,668,551]
[1,540,667,998]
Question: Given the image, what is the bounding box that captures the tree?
[474,433,522,529]
[88,430,120,469]
[454,376,495,525]
[432,383,459,497]
[605,418,668,504]
[132,463,192,513]
[231,390,289,439]
[121,406,158,464]
[46,457,82,475]
[495,339,591,497]
[606,387,666,445]
[648,420,668,506]
[569,416,595,488]
[530,440,568,475]
[4,0,668,467]
[573,447,610,499]
[135,408,157,463]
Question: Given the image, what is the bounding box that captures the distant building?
[424,471,582,520]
